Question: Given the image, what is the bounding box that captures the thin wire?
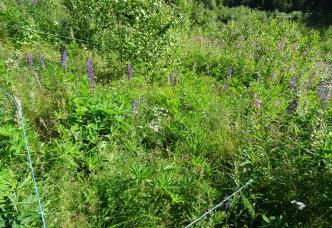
[27,27,93,44]
[2,23,93,45]
[15,97,47,228]
[0,88,46,228]
[185,179,254,228]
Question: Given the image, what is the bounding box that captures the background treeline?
[198,0,332,11]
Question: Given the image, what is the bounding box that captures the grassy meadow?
[0,1,331,227]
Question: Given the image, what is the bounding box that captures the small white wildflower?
[148,121,160,133]
[291,200,306,210]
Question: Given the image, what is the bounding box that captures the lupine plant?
[27,53,34,69]
[86,58,95,88]
[38,53,45,69]
[169,73,177,86]
[60,49,68,68]
[127,63,133,80]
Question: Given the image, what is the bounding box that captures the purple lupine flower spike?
[289,76,298,91]
[318,80,331,103]
[38,53,45,69]
[227,67,233,80]
[132,99,140,114]
[224,67,233,90]
[27,54,34,69]
[278,40,285,50]
[287,96,298,114]
[60,49,68,68]
[86,58,95,88]
[224,194,229,210]
[169,73,177,86]
[61,19,67,29]
[127,63,133,80]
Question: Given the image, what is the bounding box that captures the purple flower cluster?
[224,194,229,210]
[127,64,133,80]
[60,49,68,68]
[287,97,299,114]
[27,54,34,69]
[289,76,298,91]
[86,58,95,88]
[318,80,331,103]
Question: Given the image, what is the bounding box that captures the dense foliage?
[0,0,331,227]
[198,0,332,11]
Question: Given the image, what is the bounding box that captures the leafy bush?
[65,0,179,65]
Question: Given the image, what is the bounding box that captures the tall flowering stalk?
[224,194,229,210]
[318,80,331,103]
[127,63,133,80]
[287,76,299,114]
[278,40,285,50]
[169,73,177,86]
[132,99,140,114]
[224,67,233,90]
[27,53,42,88]
[287,97,299,113]
[27,54,34,69]
[38,53,45,69]
[61,19,67,29]
[86,58,95,88]
[60,49,68,68]
[289,76,298,91]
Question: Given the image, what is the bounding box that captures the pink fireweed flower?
[254,99,261,108]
